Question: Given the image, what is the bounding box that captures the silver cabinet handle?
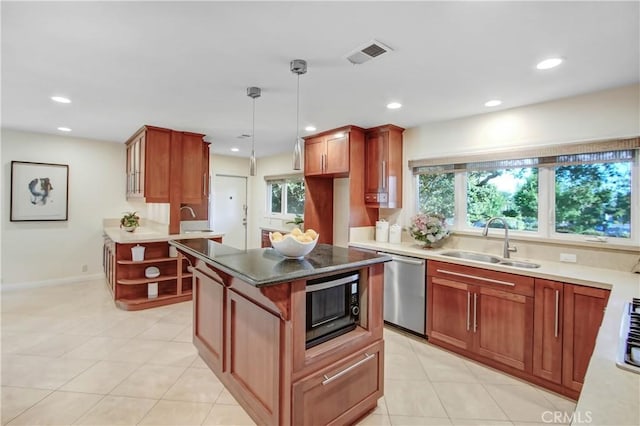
[322,352,375,385]
[389,255,424,266]
[381,160,386,189]
[473,293,478,333]
[320,153,324,172]
[436,269,516,287]
[203,173,207,197]
[467,291,471,331]
[554,289,560,338]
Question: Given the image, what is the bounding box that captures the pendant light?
[247,86,261,176]
[290,59,307,170]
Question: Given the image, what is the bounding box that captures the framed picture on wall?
[10,161,69,221]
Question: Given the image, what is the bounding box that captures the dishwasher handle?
[378,253,425,266]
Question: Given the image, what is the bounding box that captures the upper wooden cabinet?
[304,127,358,177]
[364,125,404,208]
[181,133,210,204]
[125,126,208,205]
[126,126,171,202]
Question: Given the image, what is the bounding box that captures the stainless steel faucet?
[180,206,196,218]
[482,217,517,258]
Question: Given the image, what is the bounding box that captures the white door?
[211,175,247,250]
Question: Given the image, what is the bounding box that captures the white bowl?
[145,266,160,278]
[269,234,319,259]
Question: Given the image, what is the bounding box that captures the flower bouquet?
[120,212,140,232]
[408,213,451,248]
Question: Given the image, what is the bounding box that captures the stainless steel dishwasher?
[378,252,426,336]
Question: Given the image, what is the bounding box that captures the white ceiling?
[2,1,639,158]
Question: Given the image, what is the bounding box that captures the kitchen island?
[169,238,390,426]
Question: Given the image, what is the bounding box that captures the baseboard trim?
[1,274,105,292]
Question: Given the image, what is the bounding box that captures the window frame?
[413,140,639,247]
[266,175,305,220]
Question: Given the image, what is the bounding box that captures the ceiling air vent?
[346,39,393,65]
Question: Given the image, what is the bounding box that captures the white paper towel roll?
[375,220,389,242]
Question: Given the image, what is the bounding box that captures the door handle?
[467,291,471,331]
[322,352,375,385]
[554,289,560,338]
[473,293,478,333]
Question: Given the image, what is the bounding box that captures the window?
[267,176,305,218]
[412,139,638,244]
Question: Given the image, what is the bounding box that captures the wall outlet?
[82,264,88,272]
[560,253,577,263]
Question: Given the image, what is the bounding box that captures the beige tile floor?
[1,279,576,425]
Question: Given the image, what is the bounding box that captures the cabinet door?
[181,133,206,204]
[562,284,609,392]
[475,286,534,372]
[143,128,171,202]
[226,291,280,425]
[193,267,225,374]
[325,133,349,174]
[365,131,388,193]
[428,275,473,350]
[533,279,563,384]
[304,137,325,176]
[292,340,383,426]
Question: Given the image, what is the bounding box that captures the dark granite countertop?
[169,239,391,287]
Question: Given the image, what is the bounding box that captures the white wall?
[1,129,136,285]
[395,83,640,226]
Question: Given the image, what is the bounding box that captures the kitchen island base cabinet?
[292,340,383,426]
[190,257,385,426]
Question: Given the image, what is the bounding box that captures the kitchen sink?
[497,259,541,268]
[440,251,502,263]
[440,250,540,268]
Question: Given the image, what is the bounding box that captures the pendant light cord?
[296,72,300,143]
[252,96,256,154]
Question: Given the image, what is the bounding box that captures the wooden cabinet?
[428,261,534,373]
[110,241,193,310]
[292,340,383,426]
[181,133,209,204]
[304,131,350,177]
[125,126,172,202]
[192,263,225,375]
[364,125,404,208]
[562,283,609,392]
[190,260,385,426]
[533,279,564,384]
[429,262,611,399]
[261,229,272,248]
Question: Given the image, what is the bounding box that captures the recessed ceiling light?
[57,127,72,132]
[305,126,316,132]
[386,102,402,109]
[51,96,71,104]
[484,99,502,107]
[230,148,239,152]
[536,57,563,70]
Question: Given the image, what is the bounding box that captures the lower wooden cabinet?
[428,261,534,373]
[429,261,610,399]
[192,264,225,374]
[562,283,609,392]
[292,340,383,426]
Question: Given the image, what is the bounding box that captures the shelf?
[115,291,193,311]
[117,273,193,285]
[117,257,186,265]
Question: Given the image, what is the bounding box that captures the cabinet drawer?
[429,260,534,297]
[292,340,383,426]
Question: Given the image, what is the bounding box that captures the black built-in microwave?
[305,271,360,348]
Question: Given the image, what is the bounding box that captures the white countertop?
[349,240,640,426]
[103,227,224,244]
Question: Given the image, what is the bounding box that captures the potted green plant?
[120,211,140,232]
[286,214,304,230]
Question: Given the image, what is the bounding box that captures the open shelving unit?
[107,240,195,311]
